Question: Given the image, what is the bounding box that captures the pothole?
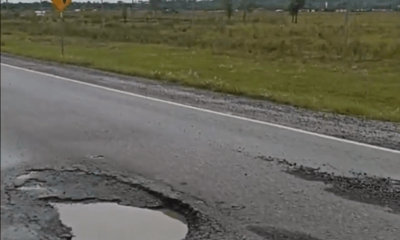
[9,168,228,239]
[14,171,41,187]
[247,225,321,240]
[18,184,46,191]
[88,155,104,160]
[51,202,189,240]
[284,165,400,214]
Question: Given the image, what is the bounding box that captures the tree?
[288,0,305,23]
[222,0,233,20]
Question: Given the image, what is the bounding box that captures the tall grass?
[3,10,400,62]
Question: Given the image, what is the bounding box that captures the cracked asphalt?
[1,54,400,240]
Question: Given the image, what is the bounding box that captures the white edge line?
[2,63,399,154]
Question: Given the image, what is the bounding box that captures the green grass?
[1,11,400,122]
[4,10,400,61]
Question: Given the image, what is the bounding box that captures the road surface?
[1,56,400,240]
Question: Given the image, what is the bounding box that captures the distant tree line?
[1,0,399,12]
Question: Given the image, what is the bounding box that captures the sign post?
[51,0,72,56]
[61,12,64,56]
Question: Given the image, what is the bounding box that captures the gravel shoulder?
[2,53,399,151]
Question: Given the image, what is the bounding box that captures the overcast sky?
[3,0,148,3]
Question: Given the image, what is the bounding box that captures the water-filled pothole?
[51,202,189,240]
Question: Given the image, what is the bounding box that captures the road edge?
[2,53,399,152]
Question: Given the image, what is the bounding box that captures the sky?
[3,0,148,3]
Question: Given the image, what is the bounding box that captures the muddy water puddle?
[51,202,188,240]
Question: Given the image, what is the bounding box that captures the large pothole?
[5,167,228,240]
[51,202,188,240]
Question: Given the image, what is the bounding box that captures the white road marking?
[2,63,399,154]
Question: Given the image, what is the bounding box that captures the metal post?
[192,0,195,23]
[6,0,10,18]
[132,0,134,21]
[60,12,64,56]
[101,0,105,28]
[243,0,247,23]
[345,1,350,26]
[39,0,43,22]
[344,0,350,46]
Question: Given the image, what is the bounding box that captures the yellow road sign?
[51,0,72,12]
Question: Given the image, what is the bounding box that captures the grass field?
[1,10,400,121]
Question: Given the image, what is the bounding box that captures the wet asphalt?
[1,54,400,240]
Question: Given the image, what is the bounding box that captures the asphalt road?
[1,58,400,240]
